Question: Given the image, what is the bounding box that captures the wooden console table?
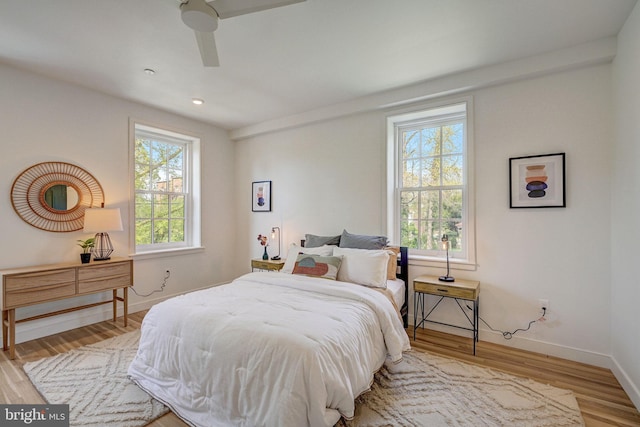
[1,257,132,359]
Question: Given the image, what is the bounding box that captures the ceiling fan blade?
[209,0,305,19]
[194,30,219,67]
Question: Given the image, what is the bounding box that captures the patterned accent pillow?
[292,255,343,280]
[282,244,334,273]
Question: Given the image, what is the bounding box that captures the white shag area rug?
[23,330,168,427]
[339,350,585,427]
[23,330,584,427]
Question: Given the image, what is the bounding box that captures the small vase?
[262,246,269,260]
[80,253,91,264]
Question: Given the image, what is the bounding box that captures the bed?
[128,239,410,427]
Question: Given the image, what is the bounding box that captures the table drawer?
[78,262,131,294]
[414,280,477,300]
[251,260,283,271]
[4,269,76,308]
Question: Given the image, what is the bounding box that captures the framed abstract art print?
[509,153,565,208]
[252,180,271,212]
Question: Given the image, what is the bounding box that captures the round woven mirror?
[11,162,105,232]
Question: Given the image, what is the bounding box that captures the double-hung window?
[132,122,201,254]
[387,100,474,264]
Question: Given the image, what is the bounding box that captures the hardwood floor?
[410,326,640,427]
[1,312,639,426]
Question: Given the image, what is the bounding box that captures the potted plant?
[77,237,95,263]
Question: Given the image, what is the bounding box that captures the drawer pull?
[437,288,449,293]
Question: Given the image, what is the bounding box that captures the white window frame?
[129,120,202,257]
[386,98,476,268]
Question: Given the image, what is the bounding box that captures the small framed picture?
[252,181,271,212]
[509,153,565,208]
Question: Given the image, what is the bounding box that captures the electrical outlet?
[538,299,549,315]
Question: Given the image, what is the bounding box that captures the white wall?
[611,2,640,409]
[235,64,614,369]
[0,63,238,343]
[471,65,612,362]
[234,113,388,267]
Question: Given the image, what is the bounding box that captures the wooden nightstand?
[251,258,285,272]
[413,275,480,355]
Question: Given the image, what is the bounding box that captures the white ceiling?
[0,0,636,132]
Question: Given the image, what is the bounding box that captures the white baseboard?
[479,329,612,368]
[418,322,612,368]
[610,356,640,411]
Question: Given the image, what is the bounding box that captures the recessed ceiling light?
[144,68,156,75]
[192,98,204,105]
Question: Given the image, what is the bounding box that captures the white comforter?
[128,272,410,427]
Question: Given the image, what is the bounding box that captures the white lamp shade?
[83,208,123,232]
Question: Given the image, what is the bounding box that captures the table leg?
[421,294,425,329]
[8,309,15,360]
[476,297,480,342]
[2,310,7,351]
[413,292,418,340]
[112,289,117,322]
[123,287,128,327]
[473,297,479,355]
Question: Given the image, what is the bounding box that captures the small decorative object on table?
[439,234,454,282]
[76,237,95,263]
[257,234,269,260]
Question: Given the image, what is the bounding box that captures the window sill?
[130,246,205,260]
[408,254,477,271]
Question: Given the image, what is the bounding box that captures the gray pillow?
[304,233,341,248]
[339,229,388,250]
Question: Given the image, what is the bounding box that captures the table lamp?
[271,226,281,260]
[83,207,123,261]
[438,234,455,282]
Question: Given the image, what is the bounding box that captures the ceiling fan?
[180,0,306,67]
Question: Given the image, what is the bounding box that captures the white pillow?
[333,247,390,288]
[282,244,334,273]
